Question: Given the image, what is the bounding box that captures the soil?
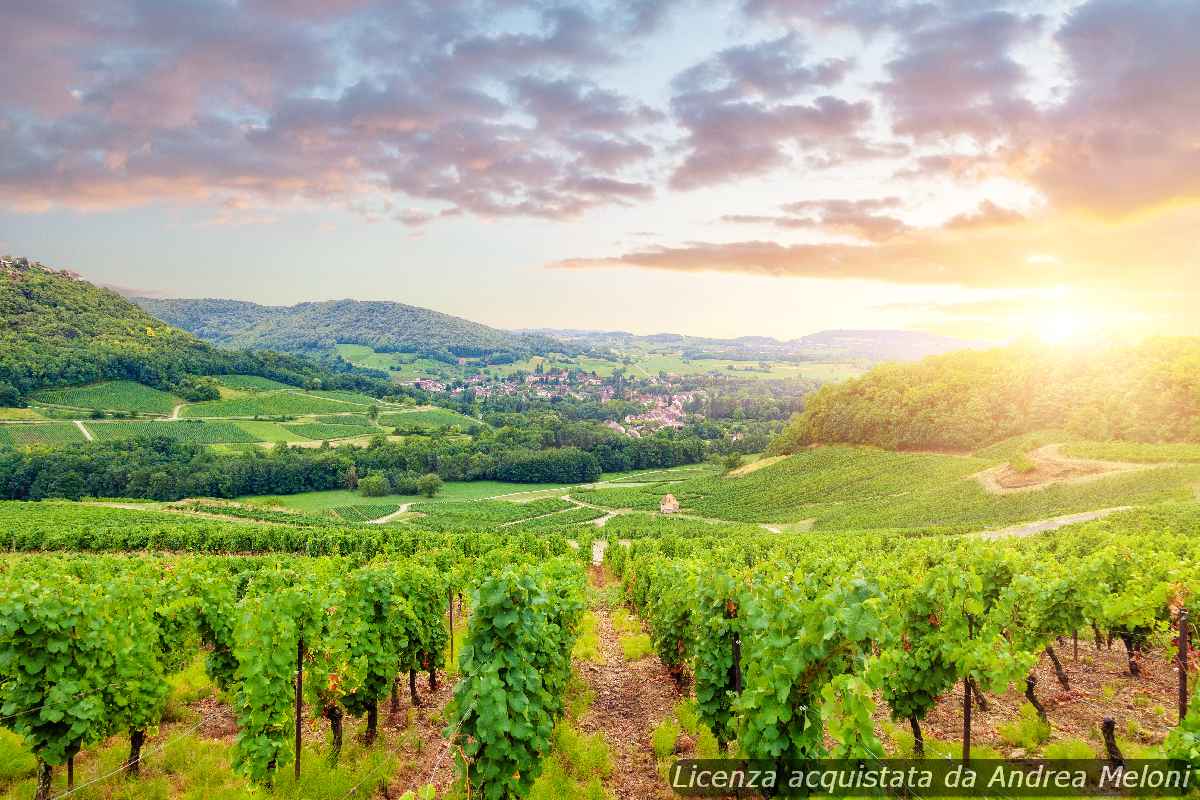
[577,565,686,800]
[881,637,1191,756]
[975,444,1155,494]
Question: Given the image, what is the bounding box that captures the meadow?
[209,374,295,391]
[381,407,482,431]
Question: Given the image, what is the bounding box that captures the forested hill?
[0,256,396,400]
[135,297,568,361]
[770,338,1200,453]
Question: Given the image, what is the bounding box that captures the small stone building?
[659,493,679,514]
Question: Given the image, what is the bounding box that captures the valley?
[1,257,1198,800]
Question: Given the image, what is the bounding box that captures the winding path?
[74,420,94,441]
[366,503,414,524]
[977,506,1131,540]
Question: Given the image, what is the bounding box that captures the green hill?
[770,339,1200,453]
[135,296,568,362]
[0,256,400,402]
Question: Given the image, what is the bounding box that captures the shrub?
[358,473,390,497]
[416,472,444,498]
[1044,739,1097,759]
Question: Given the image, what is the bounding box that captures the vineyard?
[0,490,1199,799]
[180,391,372,419]
[210,375,295,391]
[31,381,181,414]
[0,423,88,448]
[381,409,482,432]
[83,421,262,444]
[285,423,379,441]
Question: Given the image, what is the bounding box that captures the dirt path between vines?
[578,566,684,800]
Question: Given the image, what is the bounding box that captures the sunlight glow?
[1039,309,1095,345]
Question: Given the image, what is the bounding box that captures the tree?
[0,381,23,407]
[358,474,390,497]
[416,473,443,498]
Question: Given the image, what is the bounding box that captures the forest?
[771,338,1200,453]
[0,258,405,399]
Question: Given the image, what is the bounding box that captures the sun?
[1039,310,1093,345]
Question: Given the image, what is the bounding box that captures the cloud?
[722,197,909,241]
[553,204,1200,293]
[0,0,666,221]
[667,33,870,189]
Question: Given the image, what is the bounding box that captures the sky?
[1,0,1197,341]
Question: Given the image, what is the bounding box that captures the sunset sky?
[1,0,1196,341]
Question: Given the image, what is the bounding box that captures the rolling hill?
[134,297,568,361]
[522,327,977,363]
[0,256,399,401]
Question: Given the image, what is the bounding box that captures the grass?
[243,479,579,511]
[32,380,181,414]
[998,703,1051,750]
[619,633,652,661]
[1062,440,1200,463]
[232,420,308,442]
[0,407,43,421]
[571,612,604,663]
[650,716,681,758]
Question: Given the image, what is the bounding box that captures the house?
[659,494,679,514]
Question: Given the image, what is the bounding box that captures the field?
[208,374,295,391]
[0,422,88,447]
[284,422,379,440]
[1061,440,1200,463]
[179,390,370,418]
[0,407,43,421]
[229,420,308,442]
[381,407,482,431]
[328,503,402,521]
[83,420,262,444]
[32,380,181,414]
[571,442,1200,530]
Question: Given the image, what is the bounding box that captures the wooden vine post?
[1180,609,1190,723]
[448,587,455,662]
[294,639,305,780]
[962,678,972,764]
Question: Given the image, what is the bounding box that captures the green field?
[209,374,295,391]
[228,420,307,442]
[180,390,368,418]
[1061,440,1200,463]
[285,422,379,440]
[32,380,181,414]
[0,407,44,421]
[0,422,88,447]
[381,407,482,431]
[83,420,261,444]
[572,444,1200,529]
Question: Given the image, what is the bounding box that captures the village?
[407,366,701,437]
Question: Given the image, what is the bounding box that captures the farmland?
[208,374,294,391]
[179,390,372,418]
[32,380,181,414]
[284,422,378,440]
[380,407,482,431]
[0,422,88,447]
[83,420,262,444]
